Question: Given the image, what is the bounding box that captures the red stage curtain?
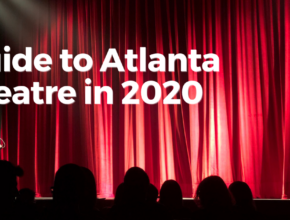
[1,0,290,198]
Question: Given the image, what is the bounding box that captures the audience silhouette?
[229,181,261,220]
[0,160,18,204]
[113,183,125,206]
[160,180,192,220]
[0,160,23,219]
[194,176,235,219]
[229,181,255,209]
[147,183,158,204]
[16,188,37,220]
[107,182,125,219]
[109,167,169,220]
[0,159,283,220]
[81,167,98,211]
[50,164,102,220]
[17,188,35,204]
[123,167,149,204]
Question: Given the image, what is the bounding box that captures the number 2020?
[122,81,203,105]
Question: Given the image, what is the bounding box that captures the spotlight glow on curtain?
[1,0,290,198]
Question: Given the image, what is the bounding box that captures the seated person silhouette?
[109,167,169,220]
[147,183,158,204]
[114,182,125,206]
[16,188,37,220]
[108,182,125,219]
[159,180,192,220]
[17,188,35,204]
[0,160,23,219]
[50,164,103,220]
[229,181,261,220]
[194,176,235,220]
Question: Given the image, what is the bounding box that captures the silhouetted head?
[229,181,254,209]
[52,164,98,219]
[123,167,149,203]
[114,183,125,206]
[196,176,233,209]
[160,180,182,209]
[17,188,35,204]
[147,183,158,204]
[0,160,21,205]
[53,164,85,208]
